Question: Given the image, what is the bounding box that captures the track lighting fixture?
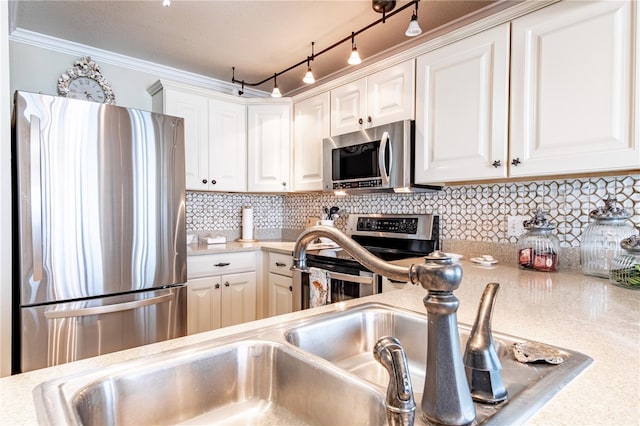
[271,74,282,98]
[348,32,362,65]
[231,0,420,96]
[303,42,316,84]
[405,1,422,37]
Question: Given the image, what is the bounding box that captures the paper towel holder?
[238,207,258,242]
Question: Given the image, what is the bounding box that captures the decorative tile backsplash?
[187,174,639,248]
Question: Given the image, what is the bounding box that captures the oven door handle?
[327,271,374,285]
[378,131,390,186]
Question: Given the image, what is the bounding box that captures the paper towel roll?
[242,207,254,240]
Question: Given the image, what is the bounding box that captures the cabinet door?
[293,93,329,191]
[186,276,221,334]
[510,0,640,176]
[220,271,256,328]
[415,23,510,183]
[247,104,291,192]
[163,89,210,191]
[268,273,293,317]
[208,99,247,192]
[331,78,367,136]
[367,60,415,128]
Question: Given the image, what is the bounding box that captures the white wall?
[1,0,13,377]
[10,42,161,111]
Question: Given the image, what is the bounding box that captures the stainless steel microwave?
[322,120,442,194]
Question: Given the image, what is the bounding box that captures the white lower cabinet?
[267,252,293,317]
[186,252,256,335]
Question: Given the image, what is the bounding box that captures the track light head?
[271,74,282,98]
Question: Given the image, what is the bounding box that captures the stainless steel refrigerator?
[12,91,187,373]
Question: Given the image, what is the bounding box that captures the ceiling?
[11,0,515,96]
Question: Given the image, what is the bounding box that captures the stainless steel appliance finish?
[33,303,593,426]
[294,214,439,311]
[12,91,187,373]
[322,120,442,194]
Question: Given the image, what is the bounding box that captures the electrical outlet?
[507,215,526,237]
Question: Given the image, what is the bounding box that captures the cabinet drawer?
[188,251,256,278]
[268,252,293,277]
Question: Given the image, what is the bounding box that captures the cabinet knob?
[214,262,230,267]
[511,157,522,166]
[281,181,286,187]
[358,117,364,125]
[211,179,217,185]
[215,283,220,289]
[224,281,230,287]
[492,160,501,168]
[289,286,293,292]
[202,179,208,184]
[275,262,286,267]
[367,116,372,123]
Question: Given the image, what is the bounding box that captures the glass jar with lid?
[580,197,635,278]
[609,234,640,290]
[517,209,560,272]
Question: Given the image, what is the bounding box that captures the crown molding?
[9,28,269,98]
[289,0,559,102]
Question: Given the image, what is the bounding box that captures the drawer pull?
[215,283,220,289]
[275,262,287,267]
[224,281,230,287]
[214,262,230,267]
[289,286,293,292]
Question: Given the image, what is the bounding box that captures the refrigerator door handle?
[30,115,43,283]
[43,292,175,319]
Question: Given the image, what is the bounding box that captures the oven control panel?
[356,217,419,234]
[347,214,437,241]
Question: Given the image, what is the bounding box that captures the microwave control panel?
[333,179,383,190]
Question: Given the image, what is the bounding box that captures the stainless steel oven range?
[293,214,439,311]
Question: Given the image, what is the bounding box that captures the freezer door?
[13,91,186,305]
[19,286,186,373]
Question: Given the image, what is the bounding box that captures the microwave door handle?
[30,115,43,283]
[378,131,390,185]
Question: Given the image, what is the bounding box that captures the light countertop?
[1,260,639,425]
[186,240,296,256]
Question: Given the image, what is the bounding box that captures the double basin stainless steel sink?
[34,303,592,425]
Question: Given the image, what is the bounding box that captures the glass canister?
[580,197,635,278]
[517,209,560,272]
[609,234,640,290]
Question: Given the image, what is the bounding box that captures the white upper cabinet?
[208,99,247,192]
[247,103,291,192]
[509,0,640,176]
[160,88,210,191]
[293,92,330,192]
[150,81,247,192]
[415,23,510,183]
[330,60,415,136]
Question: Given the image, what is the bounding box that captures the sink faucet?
[292,225,476,425]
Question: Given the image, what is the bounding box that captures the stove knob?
[409,222,418,233]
